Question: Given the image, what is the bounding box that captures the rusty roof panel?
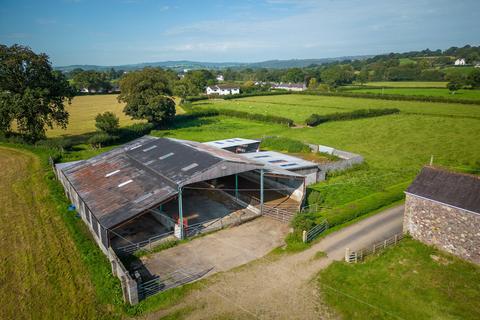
[59,136,263,229]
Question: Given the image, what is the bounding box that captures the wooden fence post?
[345,248,350,262]
[302,230,307,243]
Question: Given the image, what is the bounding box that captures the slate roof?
[58,136,262,228]
[406,166,480,214]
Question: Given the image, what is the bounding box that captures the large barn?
[404,166,480,264]
[55,136,305,256]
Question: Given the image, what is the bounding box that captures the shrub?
[88,132,117,149]
[260,136,311,153]
[118,122,155,141]
[95,111,119,134]
[305,108,400,126]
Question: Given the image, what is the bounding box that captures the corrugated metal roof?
[241,151,319,171]
[58,136,263,228]
[203,138,260,149]
[406,166,480,214]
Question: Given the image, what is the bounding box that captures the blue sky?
[1,0,479,66]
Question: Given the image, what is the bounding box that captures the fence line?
[345,232,405,263]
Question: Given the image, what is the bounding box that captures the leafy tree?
[0,44,74,141]
[447,81,462,94]
[307,78,319,90]
[173,78,197,98]
[321,65,355,88]
[466,69,480,89]
[95,111,119,133]
[72,70,112,92]
[282,68,304,83]
[357,69,369,85]
[183,70,216,94]
[118,68,176,125]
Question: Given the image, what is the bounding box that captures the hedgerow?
[301,90,480,105]
[305,108,400,126]
[260,136,311,153]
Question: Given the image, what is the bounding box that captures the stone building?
[403,166,480,264]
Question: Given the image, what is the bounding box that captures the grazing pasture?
[319,238,480,320]
[0,147,116,320]
[191,94,480,123]
[347,87,480,101]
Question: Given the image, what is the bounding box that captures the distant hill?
[54,55,373,72]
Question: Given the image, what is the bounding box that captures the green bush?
[305,108,400,126]
[260,136,311,153]
[88,132,117,149]
[95,111,120,134]
[184,96,208,102]
[118,122,155,141]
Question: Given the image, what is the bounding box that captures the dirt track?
[141,205,404,320]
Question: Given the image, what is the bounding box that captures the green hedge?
[222,91,292,100]
[301,90,480,105]
[320,181,409,227]
[175,105,294,127]
[305,108,400,126]
[260,136,310,153]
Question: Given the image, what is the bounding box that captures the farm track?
[142,206,404,320]
[0,147,111,319]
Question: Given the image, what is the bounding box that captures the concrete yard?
[140,216,289,283]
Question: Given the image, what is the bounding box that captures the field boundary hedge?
[305,108,400,126]
[301,90,480,105]
[177,103,294,126]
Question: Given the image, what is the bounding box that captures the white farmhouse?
[454,58,466,66]
[216,74,224,82]
[271,83,306,91]
[206,84,240,95]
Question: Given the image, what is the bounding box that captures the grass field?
[347,87,480,100]
[47,94,139,137]
[362,81,447,88]
[319,238,480,319]
[0,147,117,319]
[178,94,480,209]
[191,94,480,123]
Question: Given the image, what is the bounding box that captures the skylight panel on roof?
[118,180,133,187]
[254,155,270,158]
[215,142,224,144]
[144,160,155,165]
[143,145,157,152]
[159,152,174,160]
[280,163,297,167]
[130,144,142,150]
[105,169,120,177]
[181,163,199,172]
[269,160,287,164]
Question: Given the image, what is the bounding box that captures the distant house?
[403,166,480,264]
[454,58,466,66]
[206,84,240,95]
[271,83,306,91]
[216,75,224,82]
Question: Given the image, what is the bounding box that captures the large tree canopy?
[0,44,73,141]
[118,68,176,125]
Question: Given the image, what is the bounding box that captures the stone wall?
[403,194,480,265]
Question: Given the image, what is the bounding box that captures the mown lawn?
[318,238,480,319]
[348,87,480,101]
[0,147,118,319]
[191,94,480,123]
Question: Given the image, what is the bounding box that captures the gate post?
[345,248,350,262]
[302,230,307,243]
